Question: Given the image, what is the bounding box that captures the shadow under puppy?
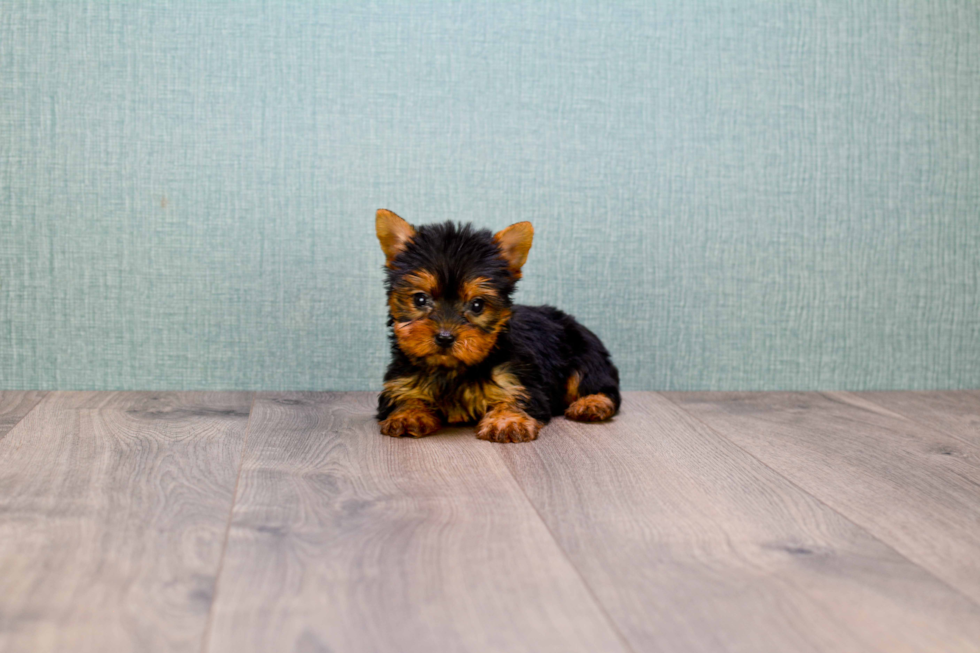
[376,209,620,443]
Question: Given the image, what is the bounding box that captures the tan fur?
[392,319,443,363]
[376,209,417,267]
[476,404,542,443]
[451,311,511,366]
[444,365,528,423]
[404,270,439,295]
[389,270,440,320]
[564,371,582,404]
[565,393,616,422]
[383,365,529,427]
[393,311,511,370]
[382,374,438,405]
[460,276,498,303]
[493,222,534,279]
[379,400,441,438]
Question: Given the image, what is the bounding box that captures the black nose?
[435,331,455,348]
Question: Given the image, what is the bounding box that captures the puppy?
[376,209,620,443]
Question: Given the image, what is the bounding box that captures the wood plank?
[0,391,253,653]
[0,391,46,440]
[858,390,980,448]
[664,390,980,608]
[497,392,980,653]
[205,392,628,653]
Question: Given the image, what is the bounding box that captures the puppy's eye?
[413,293,428,308]
[469,298,485,315]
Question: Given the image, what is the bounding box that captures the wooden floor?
[1,391,979,653]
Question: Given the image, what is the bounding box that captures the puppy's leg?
[561,318,621,423]
[563,364,620,423]
[379,399,441,438]
[476,403,542,443]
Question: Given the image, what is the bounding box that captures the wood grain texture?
[0,391,253,653]
[205,392,628,653]
[858,390,980,448]
[496,392,980,653]
[0,391,46,440]
[664,390,980,607]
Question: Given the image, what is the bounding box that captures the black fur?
[377,221,620,425]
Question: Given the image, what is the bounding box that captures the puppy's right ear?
[376,209,416,267]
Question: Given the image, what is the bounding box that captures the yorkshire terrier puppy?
[375,209,620,443]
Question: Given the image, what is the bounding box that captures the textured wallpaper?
[1,1,978,391]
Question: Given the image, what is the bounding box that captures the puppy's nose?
[435,331,455,348]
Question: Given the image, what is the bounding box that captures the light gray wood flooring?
[1,390,978,653]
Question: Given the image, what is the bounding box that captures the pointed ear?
[376,209,416,267]
[493,221,534,278]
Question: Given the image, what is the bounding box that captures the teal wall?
[2,1,978,391]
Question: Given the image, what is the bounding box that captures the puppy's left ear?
[376,209,416,267]
[493,221,534,278]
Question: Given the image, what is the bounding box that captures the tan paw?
[380,407,441,438]
[476,407,542,443]
[565,394,616,422]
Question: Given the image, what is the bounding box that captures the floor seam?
[492,433,639,653]
[199,391,259,653]
[0,391,49,442]
[656,390,980,612]
[838,391,980,453]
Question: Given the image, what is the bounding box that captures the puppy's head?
[376,209,533,369]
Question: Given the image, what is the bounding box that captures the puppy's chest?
[437,378,510,424]
[385,364,527,423]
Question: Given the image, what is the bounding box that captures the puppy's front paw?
[476,407,542,443]
[380,406,441,438]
